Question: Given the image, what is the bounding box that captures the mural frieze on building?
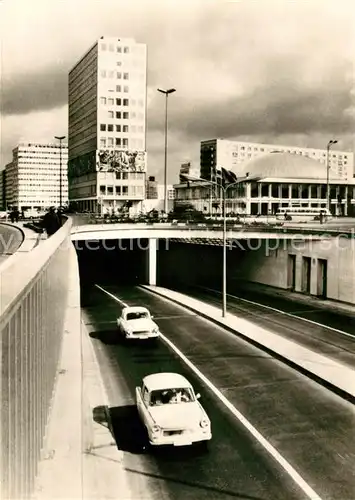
[97,150,146,172]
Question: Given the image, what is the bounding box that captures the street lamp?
[326,139,338,212]
[157,88,176,215]
[54,135,66,209]
[183,174,243,318]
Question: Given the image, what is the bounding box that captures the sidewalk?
[141,285,355,401]
[228,280,355,315]
[34,246,133,500]
[9,221,44,252]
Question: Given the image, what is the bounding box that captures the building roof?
[123,306,149,314]
[143,373,192,391]
[239,152,342,180]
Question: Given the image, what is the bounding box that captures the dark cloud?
[1,0,354,175]
[147,58,354,143]
[2,67,68,115]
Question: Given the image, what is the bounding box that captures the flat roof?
[174,177,355,188]
[123,306,149,313]
[143,373,192,391]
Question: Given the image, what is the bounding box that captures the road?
[82,284,355,500]
[167,284,355,368]
[0,223,24,264]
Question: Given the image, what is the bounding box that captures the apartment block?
[200,139,354,182]
[4,142,68,210]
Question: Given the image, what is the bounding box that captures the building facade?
[68,36,147,214]
[175,152,355,216]
[4,142,68,210]
[0,169,7,210]
[179,161,199,183]
[200,139,354,183]
[146,176,158,199]
[142,183,175,213]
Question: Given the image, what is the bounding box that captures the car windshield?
[150,388,195,406]
[126,311,149,320]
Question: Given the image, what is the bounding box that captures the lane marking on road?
[95,284,128,307]
[200,286,355,340]
[161,333,323,500]
[96,284,323,500]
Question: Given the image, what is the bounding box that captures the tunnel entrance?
[75,238,150,289]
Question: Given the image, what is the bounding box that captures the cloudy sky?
[1,0,354,182]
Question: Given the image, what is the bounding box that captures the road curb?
[140,285,355,404]
[80,315,136,499]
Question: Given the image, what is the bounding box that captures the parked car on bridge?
[136,372,212,447]
[117,306,160,340]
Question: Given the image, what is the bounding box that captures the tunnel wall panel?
[157,237,355,304]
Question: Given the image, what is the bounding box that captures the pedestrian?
[57,208,63,228]
[319,210,324,224]
[42,207,61,236]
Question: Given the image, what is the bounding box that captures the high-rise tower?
[68,36,147,214]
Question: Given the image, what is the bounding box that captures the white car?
[136,373,212,447]
[117,306,160,340]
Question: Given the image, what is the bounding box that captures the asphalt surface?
[0,223,24,263]
[169,284,355,368]
[82,284,355,500]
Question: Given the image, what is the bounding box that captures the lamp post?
[54,135,66,209]
[326,139,337,212]
[157,88,176,215]
[184,175,242,318]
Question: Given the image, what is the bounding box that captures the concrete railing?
[71,214,355,235]
[0,218,74,499]
[71,220,355,239]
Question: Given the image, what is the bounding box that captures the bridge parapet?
[71,223,340,242]
[0,219,73,499]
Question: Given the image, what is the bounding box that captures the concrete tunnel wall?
[156,237,355,304]
[75,235,355,305]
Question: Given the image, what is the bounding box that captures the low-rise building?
[179,161,199,183]
[141,183,175,213]
[146,176,158,199]
[174,152,355,217]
